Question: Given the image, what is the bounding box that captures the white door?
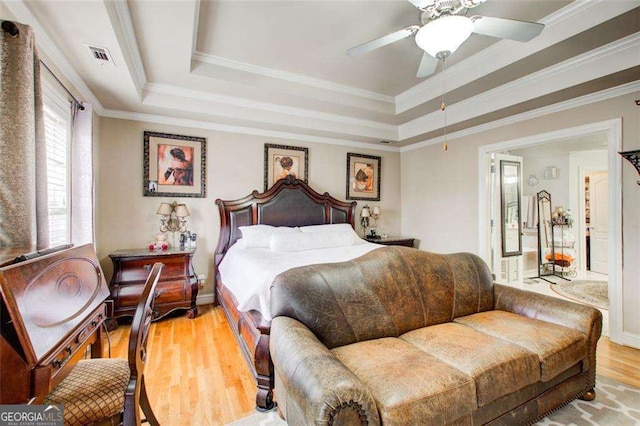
[491,153,524,285]
[589,172,608,274]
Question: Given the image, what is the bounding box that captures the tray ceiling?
[3,0,639,149]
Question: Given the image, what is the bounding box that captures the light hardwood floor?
[106,304,640,426]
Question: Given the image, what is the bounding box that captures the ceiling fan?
[347,0,545,78]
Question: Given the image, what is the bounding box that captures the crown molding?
[400,33,640,139]
[101,108,401,152]
[191,0,200,56]
[144,83,397,134]
[395,0,638,113]
[3,0,105,114]
[400,81,640,152]
[104,0,147,101]
[478,117,621,153]
[191,51,395,105]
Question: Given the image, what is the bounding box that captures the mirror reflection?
[501,160,522,256]
[537,190,555,277]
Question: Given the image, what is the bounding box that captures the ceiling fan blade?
[347,25,420,56]
[471,16,544,42]
[416,52,439,78]
[407,0,434,9]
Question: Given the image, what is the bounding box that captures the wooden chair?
[44,263,163,426]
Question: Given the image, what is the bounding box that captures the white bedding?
[218,240,381,320]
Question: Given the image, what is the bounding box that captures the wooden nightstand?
[107,248,199,327]
[366,236,416,247]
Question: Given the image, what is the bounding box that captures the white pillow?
[299,223,364,244]
[238,225,299,248]
[269,231,355,252]
[299,223,354,233]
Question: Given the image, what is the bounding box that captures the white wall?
[401,92,640,345]
[96,117,401,298]
[519,155,570,208]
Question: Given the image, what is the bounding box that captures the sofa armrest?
[494,283,602,390]
[494,284,602,335]
[271,316,380,426]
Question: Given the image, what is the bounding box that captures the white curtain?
[0,21,49,250]
[71,102,94,245]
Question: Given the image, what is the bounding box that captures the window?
[43,77,72,246]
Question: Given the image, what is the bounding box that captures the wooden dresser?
[108,248,198,326]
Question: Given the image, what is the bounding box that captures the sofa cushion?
[401,323,540,407]
[454,311,587,382]
[331,337,476,425]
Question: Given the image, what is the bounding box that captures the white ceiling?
[2,0,639,150]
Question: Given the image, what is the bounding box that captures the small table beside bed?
[214,176,381,410]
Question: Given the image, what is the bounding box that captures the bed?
[214,176,364,410]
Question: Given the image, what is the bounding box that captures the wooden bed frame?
[214,176,357,410]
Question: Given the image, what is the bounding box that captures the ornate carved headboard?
[214,176,357,268]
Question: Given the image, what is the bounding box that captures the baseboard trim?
[620,331,640,350]
[196,293,215,306]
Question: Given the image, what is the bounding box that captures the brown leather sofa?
[270,247,602,425]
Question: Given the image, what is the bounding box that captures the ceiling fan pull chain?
[442,57,448,151]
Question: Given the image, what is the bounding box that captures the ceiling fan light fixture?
[415,15,474,58]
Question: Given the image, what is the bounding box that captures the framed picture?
[143,131,206,198]
[264,143,308,191]
[346,153,381,201]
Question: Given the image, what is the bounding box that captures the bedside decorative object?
[179,231,198,249]
[107,247,199,328]
[619,149,640,185]
[360,205,370,235]
[360,205,381,237]
[157,201,189,246]
[148,233,169,251]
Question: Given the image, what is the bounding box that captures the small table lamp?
[372,206,380,221]
[360,206,370,236]
[157,202,190,246]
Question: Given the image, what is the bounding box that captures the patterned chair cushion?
[44,358,130,426]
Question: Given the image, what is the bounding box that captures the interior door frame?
[477,118,622,342]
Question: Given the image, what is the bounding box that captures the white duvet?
[218,241,381,320]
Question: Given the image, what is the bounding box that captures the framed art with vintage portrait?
[143,131,206,197]
[264,143,308,191]
[346,153,381,201]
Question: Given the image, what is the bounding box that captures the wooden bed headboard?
[214,176,357,267]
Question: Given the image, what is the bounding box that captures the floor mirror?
[537,190,568,283]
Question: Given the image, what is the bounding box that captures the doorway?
[588,171,609,275]
[569,150,609,281]
[477,119,622,341]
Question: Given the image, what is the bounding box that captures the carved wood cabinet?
[107,248,198,326]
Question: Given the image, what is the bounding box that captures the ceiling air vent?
[378,140,394,145]
[85,44,115,66]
